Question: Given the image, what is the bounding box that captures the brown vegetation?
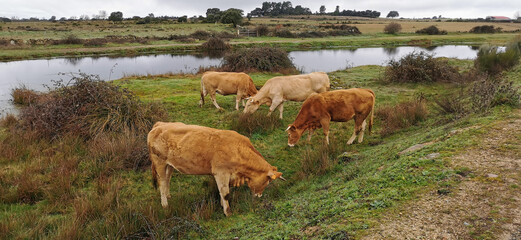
[384,51,460,83]
[376,98,428,136]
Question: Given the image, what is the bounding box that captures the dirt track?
[362,110,521,239]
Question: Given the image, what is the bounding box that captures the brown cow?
[243,72,330,119]
[147,122,285,216]
[286,88,375,146]
[199,71,257,111]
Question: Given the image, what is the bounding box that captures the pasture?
[1,54,520,238]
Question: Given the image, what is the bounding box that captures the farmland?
[1,16,521,239]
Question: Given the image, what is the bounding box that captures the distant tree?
[250,7,263,17]
[319,5,326,14]
[59,17,67,21]
[220,8,243,27]
[384,22,402,34]
[177,16,187,23]
[206,8,222,23]
[334,6,340,15]
[108,11,123,22]
[49,16,56,22]
[68,16,77,21]
[514,11,521,20]
[79,14,90,21]
[387,11,399,18]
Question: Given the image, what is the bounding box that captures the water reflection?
[383,47,397,55]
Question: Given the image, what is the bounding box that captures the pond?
[0,45,479,115]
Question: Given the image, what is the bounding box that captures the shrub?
[274,29,295,38]
[384,51,461,83]
[11,86,40,105]
[62,34,83,44]
[220,47,296,73]
[376,98,428,136]
[469,25,502,34]
[83,38,107,47]
[415,25,447,35]
[228,112,282,137]
[474,43,521,75]
[383,22,402,34]
[297,31,327,38]
[18,73,167,140]
[255,25,270,36]
[200,37,230,51]
[190,30,212,40]
[470,77,520,111]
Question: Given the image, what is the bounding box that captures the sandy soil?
[362,110,521,240]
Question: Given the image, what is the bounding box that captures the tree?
[177,16,187,23]
[515,11,521,20]
[319,5,326,15]
[99,10,107,19]
[49,16,56,22]
[334,6,340,15]
[108,11,123,22]
[206,8,221,23]
[386,11,399,18]
[220,8,243,27]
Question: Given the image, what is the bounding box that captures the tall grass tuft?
[297,140,343,179]
[228,112,282,137]
[376,98,428,136]
[11,86,39,105]
[384,51,460,83]
[220,47,296,73]
[18,73,167,140]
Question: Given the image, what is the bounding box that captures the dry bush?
[18,73,167,140]
[384,51,461,83]
[83,38,107,47]
[416,25,447,35]
[470,77,520,111]
[220,47,296,73]
[11,87,40,105]
[228,112,282,137]
[61,34,83,44]
[255,25,270,36]
[384,22,402,34]
[200,37,230,51]
[190,30,212,40]
[376,98,428,136]
[274,29,295,38]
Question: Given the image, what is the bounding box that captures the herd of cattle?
[148,71,376,216]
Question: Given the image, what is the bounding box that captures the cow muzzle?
[288,143,295,147]
[255,193,263,198]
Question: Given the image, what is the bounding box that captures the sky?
[0,0,520,20]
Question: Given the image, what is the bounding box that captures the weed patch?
[384,51,460,83]
[228,112,282,137]
[376,98,428,136]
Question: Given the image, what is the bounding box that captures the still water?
[0,45,479,115]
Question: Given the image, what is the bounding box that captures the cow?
[147,122,285,217]
[243,72,330,119]
[199,71,258,111]
[286,88,375,146]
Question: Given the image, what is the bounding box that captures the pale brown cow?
[286,88,375,146]
[243,72,330,119]
[199,71,257,111]
[147,122,285,216]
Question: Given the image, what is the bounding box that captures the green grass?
[1,58,520,238]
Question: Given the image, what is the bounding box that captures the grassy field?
[1,51,520,238]
[1,17,520,61]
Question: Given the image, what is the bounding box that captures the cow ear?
[285,125,295,132]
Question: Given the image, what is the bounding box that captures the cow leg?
[210,92,222,110]
[214,173,232,217]
[165,165,174,198]
[348,115,367,145]
[268,98,283,119]
[278,102,284,119]
[242,99,246,107]
[154,163,170,208]
[235,95,241,111]
[307,129,314,142]
[320,118,330,145]
[357,120,367,143]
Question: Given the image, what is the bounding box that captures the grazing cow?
[147,122,285,216]
[286,88,375,146]
[243,72,330,119]
[199,71,257,111]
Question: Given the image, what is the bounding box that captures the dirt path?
[362,110,521,240]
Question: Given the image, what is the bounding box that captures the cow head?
[243,98,261,114]
[247,167,284,197]
[286,125,304,147]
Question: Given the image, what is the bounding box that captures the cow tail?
[200,78,205,106]
[151,161,158,189]
[368,90,375,135]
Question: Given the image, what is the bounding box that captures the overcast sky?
[1,0,520,19]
